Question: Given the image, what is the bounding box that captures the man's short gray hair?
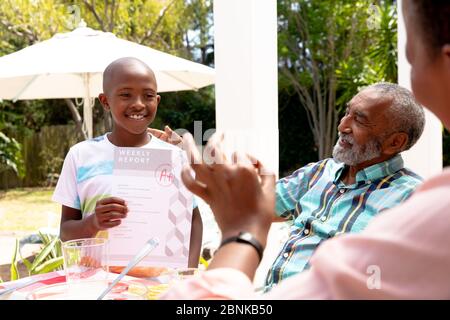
[365,82,425,151]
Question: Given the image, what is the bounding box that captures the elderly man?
[264,82,424,290]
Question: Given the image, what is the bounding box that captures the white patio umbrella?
[0,21,215,138]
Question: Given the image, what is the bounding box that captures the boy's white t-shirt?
[52,133,195,218]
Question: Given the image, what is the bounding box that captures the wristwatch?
[219,231,264,262]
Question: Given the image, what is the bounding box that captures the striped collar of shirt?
[332,154,406,186]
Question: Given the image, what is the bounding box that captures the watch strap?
[219,231,264,262]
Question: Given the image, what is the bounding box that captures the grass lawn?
[0,187,60,233]
[0,187,61,281]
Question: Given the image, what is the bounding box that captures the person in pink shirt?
[162,0,450,299]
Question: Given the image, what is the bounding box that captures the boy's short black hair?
[411,0,450,54]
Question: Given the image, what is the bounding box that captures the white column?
[213,0,278,175]
[398,0,442,178]
[213,0,280,289]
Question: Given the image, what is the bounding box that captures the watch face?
[240,232,252,241]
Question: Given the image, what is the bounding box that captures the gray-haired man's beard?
[332,134,382,166]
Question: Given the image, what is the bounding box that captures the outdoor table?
[0,270,162,300]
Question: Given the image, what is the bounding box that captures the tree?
[183,0,214,66]
[0,0,69,55]
[81,0,189,52]
[278,0,397,159]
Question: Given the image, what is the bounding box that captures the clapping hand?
[180,132,276,245]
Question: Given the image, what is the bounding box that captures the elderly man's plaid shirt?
[264,154,422,291]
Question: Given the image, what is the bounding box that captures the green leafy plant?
[11,232,63,281]
[10,239,20,281]
[28,233,63,275]
[0,131,25,178]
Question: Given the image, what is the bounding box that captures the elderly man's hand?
[148,125,182,146]
[180,132,275,248]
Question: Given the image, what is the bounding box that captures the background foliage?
[278,0,398,160]
[0,0,448,187]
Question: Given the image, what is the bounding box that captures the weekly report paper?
[108,146,193,268]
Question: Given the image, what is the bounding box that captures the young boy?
[52,57,203,272]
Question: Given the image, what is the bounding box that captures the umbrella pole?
[83,74,93,139]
